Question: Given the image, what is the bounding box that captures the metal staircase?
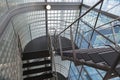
[54,35,120,80]
[22,50,53,80]
[21,0,120,79]
[0,0,119,79]
[62,47,120,73]
[49,0,120,79]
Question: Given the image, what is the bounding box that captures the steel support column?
[45,0,48,36]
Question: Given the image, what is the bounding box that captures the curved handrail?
[0,2,46,38]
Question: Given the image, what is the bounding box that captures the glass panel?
[12,11,45,49]
[0,21,22,80]
[83,0,120,16]
[7,0,45,8]
[48,0,81,2]
[48,10,79,36]
[84,66,106,80]
[0,0,8,19]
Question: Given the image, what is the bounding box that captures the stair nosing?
[23,60,51,68]
[23,66,52,75]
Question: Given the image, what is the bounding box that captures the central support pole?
[45,8,48,36]
[45,0,48,36]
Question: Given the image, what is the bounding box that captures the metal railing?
[48,33,58,80]
[56,0,120,80]
[57,0,104,61]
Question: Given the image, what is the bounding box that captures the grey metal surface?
[89,53,104,63]
[99,51,119,66]
[24,36,48,53]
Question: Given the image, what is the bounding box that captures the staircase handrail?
[48,33,58,80]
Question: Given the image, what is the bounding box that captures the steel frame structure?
[0,0,120,80]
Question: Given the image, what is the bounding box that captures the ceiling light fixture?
[46,4,51,10]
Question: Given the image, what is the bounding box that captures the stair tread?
[89,53,104,63]
[24,73,53,80]
[63,52,73,57]
[22,50,50,60]
[99,51,118,66]
[115,67,120,76]
[23,66,52,75]
[80,53,91,61]
[23,60,51,68]
[76,53,83,59]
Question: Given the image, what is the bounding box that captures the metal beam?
[76,60,110,71]
[88,0,104,48]
[82,4,120,20]
[45,2,81,10]
[81,19,116,45]
[74,0,83,43]
[58,0,103,35]
[103,45,120,80]
[45,8,48,36]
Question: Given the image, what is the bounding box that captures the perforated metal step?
[80,53,91,61]
[22,50,50,60]
[23,66,52,75]
[89,53,104,63]
[99,51,119,66]
[23,60,51,68]
[24,73,53,80]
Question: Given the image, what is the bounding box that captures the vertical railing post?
[48,34,58,80]
[74,0,83,43]
[67,61,72,80]
[70,26,76,61]
[58,36,63,59]
[17,35,23,57]
[111,22,117,46]
[28,24,32,40]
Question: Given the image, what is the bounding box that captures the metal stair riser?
[23,60,51,68]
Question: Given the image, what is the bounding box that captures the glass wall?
[48,10,79,37]
[73,1,120,80]
[0,21,22,80]
[0,0,120,80]
[68,62,81,80]
[54,56,70,78]
[75,5,120,48]
[68,62,120,80]
[6,0,45,9]
[12,11,46,49]
[83,0,120,16]
[0,0,8,19]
